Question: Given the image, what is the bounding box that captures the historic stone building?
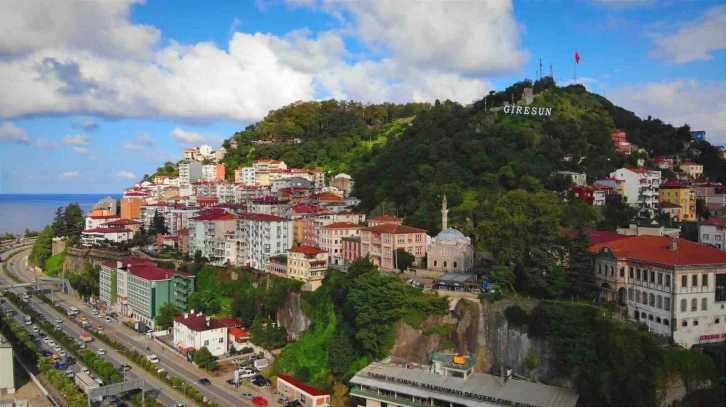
[427,196,474,273]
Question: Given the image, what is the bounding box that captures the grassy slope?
[44,251,66,276]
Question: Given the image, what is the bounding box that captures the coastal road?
[4,248,264,407]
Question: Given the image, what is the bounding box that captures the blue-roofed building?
[690,130,706,142]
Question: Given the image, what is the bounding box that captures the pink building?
[341,236,361,265]
[320,222,364,266]
[360,223,427,270]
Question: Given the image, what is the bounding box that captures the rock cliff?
[277,292,311,341]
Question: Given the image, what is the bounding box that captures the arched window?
[648,314,654,321]
[433,260,437,267]
[636,290,641,302]
[657,295,662,309]
[682,320,688,327]
[656,317,661,323]
[701,298,707,311]
[443,261,447,268]
[691,298,697,311]
[641,312,646,319]
[453,261,457,268]
[649,293,655,307]
[694,320,699,326]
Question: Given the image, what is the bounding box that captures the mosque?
[427,196,474,272]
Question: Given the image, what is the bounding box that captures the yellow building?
[658,181,696,221]
[679,162,703,180]
[286,245,328,292]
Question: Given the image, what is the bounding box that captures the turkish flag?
[575,51,581,64]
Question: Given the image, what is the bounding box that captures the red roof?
[218,317,243,327]
[102,219,141,226]
[681,162,702,166]
[288,245,327,255]
[703,217,726,226]
[589,235,726,266]
[660,180,692,188]
[277,375,329,397]
[174,313,226,331]
[102,257,154,269]
[361,223,426,234]
[189,213,237,221]
[240,213,288,222]
[369,215,400,222]
[123,262,192,281]
[89,215,120,220]
[82,228,131,234]
[586,231,633,245]
[229,327,250,338]
[292,203,322,214]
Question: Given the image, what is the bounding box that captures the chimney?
[117,261,122,268]
[670,238,678,251]
[206,316,211,327]
[184,313,189,319]
[165,272,170,279]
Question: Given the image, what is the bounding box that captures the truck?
[74,372,102,403]
[23,314,32,325]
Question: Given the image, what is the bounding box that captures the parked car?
[38,332,46,338]
[66,371,75,379]
[147,355,160,364]
[277,397,289,405]
[241,393,253,400]
[96,349,106,355]
[225,378,238,386]
[120,364,131,371]
[81,367,90,375]
[105,317,112,323]
[198,378,211,386]
[251,396,268,407]
[66,357,76,365]
[29,334,36,340]
[54,318,62,324]
[42,350,52,357]
[58,350,67,357]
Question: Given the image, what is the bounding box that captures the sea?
[0,194,121,235]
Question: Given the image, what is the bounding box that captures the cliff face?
[389,297,571,388]
[277,292,311,341]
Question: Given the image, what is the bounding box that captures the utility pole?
[539,57,543,80]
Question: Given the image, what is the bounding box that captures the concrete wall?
[64,247,130,273]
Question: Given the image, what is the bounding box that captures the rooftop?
[681,162,702,166]
[102,219,142,226]
[174,313,226,331]
[703,217,726,226]
[589,235,726,266]
[288,245,327,255]
[88,215,120,220]
[240,213,288,222]
[361,223,427,234]
[277,375,329,397]
[431,351,477,371]
[82,228,131,234]
[660,180,693,188]
[189,213,237,221]
[322,222,364,230]
[229,327,250,338]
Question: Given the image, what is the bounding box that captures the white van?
[253,359,269,371]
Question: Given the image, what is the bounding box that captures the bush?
[504,306,530,326]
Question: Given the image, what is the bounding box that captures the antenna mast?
[539,57,543,80]
[549,64,554,78]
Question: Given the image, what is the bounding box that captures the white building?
[168,206,202,236]
[235,167,257,185]
[609,168,661,209]
[179,161,203,186]
[198,144,214,158]
[320,222,364,266]
[236,214,293,270]
[700,217,726,250]
[81,228,133,247]
[0,332,15,394]
[188,212,238,259]
[214,147,227,162]
[85,214,120,230]
[557,171,587,187]
[173,312,229,357]
[216,183,239,203]
[591,235,726,348]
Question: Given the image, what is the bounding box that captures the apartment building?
[81,228,133,247]
[320,222,364,266]
[216,183,239,203]
[188,211,238,259]
[168,206,202,236]
[609,168,661,208]
[659,181,697,221]
[85,211,120,230]
[359,223,428,270]
[234,167,257,185]
[570,186,608,206]
[590,235,726,348]
[236,214,293,270]
[201,164,226,181]
[100,258,195,329]
[695,183,726,215]
[700,217,726,250]
[253,159,287,186]
[287,246,329,292]
[557,171,587,187]
[302,211,367,247]
[179,161,203,185]
[120,196,146,220]
[249,196,291,218]
[680,162,704,180]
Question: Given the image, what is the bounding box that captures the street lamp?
[173,384,187,406]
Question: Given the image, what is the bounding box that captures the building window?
[649,294,655,307]
[629,268,634,279]
[716,318,720,324]
[628,288,634,301]
[620,268,625,277]
[599,264,602,274]
[666,275,671,287]
[703,234,709,240]
[219,338,224,343]
[664,297,671,311]
[682,320,688,327]
[433,260,437,267]
[637,269,641,280]
[691,298,697,311]
[692,275,698,287]
[641,312,646,319]
[204,340,209,346]
[664,319,669,326]
[648,314,654,321]
[702,274,708,287]
[693,320,699,326]
[443,261,447,268]
[717,274,726,302]
[657,295,662,309]
[636,290,641,303]
[682,275,687,288]
[649,271,654,283]
[681,299,687,312]
[656,317,661,323]
[701,297,707,311]
[658,273,663,285]
[454,261,457,268]
[642,294,648,305]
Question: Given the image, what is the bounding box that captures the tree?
[51,207,66,236]
[232,294,256,327]
[63,203,85,236]
[696,198,711,221]
[489,265,516,295]
[29,225,53,267]
[394,248,415,271]
[193,346,218,371]
[149,211,169,235]
[155,302,181,330]
[547,266,571,299]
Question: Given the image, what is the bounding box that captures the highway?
[1,247,261,407]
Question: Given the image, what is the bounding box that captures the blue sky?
[0,0,724,193]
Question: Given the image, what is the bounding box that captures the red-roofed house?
[229,327,251,350]
[360,223,428,270]
[320,222,364,266]
[276,375,331,407]
[610,168,661,208]
[699,217,726,250]
[589,235,726,348]
[85,212,121,230]
[173,311,229,356]
[287,246,328,291]
[680,162,704,180]
[101,218,142,233]
[81,228,133,247]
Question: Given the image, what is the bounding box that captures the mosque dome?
[436,228,467,242]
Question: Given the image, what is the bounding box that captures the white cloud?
[170,128,207,144]
[63,134,90,145]
[608,79,726,145]
[0,122,30,143]
[114,170,135,179]
[71,117,99,132]
[0,0,514,123]
[122,132,155,150]
[35,138,59,148]
[649,6,726,64]
[59,171,79,179]
[73,146,91,155]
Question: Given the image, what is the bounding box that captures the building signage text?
[699,333,726,341]
[503,105,552,117]
[366,372,541,407]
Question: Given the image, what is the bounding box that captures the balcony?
[349,387,430,407]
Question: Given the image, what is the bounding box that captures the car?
[264,379,272,387]
[285,401,302,407]
[252,379,264,387]
[252,396,268,406]
[173,404,185,407]
[277,397,289,405]
[55,318,62,324]
[29,334,36,340]
[96,349,106,355]
[118,403,128,407]
[54,325,61,330]
[32,326,39,333]
[53,345,61,351]
[42,350,52,357]
[109,395,119,403]
[78,342,86,349]
[91,309,99,315]
[120,364,131,371]
[48,340,56,346]
[198,378,211,386]
[241,393,253,400]
[66,357,76,365]
[38,332,46,338]
[248,354,258,361]
[147,355,160,364]
[66,371,75,379]
[105,317,112,323]
[58,351,66,357]
[226,378,239,386]
[43,337,50,343]
[81,367,90,375]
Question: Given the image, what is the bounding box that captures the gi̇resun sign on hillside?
[503,105,552,117]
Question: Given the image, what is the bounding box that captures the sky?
[0,0,724,194]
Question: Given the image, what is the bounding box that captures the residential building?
[229,327,251,351]
[101,218,142,233]
[85,210,120,230]
[198,144,213,158]
[268,254,288,278]
[280,187,311,205]
[188,212,238,259]
[610,130,632,154]
[350,352,578,407]
[616,217,680,238]
[120,196,145,220]
[659,180,697,221]
[320,222,364,266]
[173,312,230,357]
[0,332,15,395]
[700,217,726,250]
[276,375,331,407]
[100,258,150,317]
[168,206,202,236]
[570,186,607,206]
[302,211,367,247]
[690,130,706,142]
[310,192,342,205]
[179,161,203,185]
[330,173,354,197]
[235,167,257,185]
[287,246,328,291]
[595,178,626,197]
[249,196,291,218]
[93,196,118,215]
[360,223,428,270]
[557,171,587,187]
[341,236,361,265]
[651,156,676,170]
[590,235,726,348]
[81,228,133,247]
[236,214,293,270]
[214,147,227,161]
[695,183,726,215]
[253,159,287,186]
[680,162,704,180]
[367,215,401,227]
[658,202,683,222]
[202,164,226,181]
[609,168,661,208]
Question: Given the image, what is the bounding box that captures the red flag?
[575,51,581,64]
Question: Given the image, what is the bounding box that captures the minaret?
[441,195,449,231]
